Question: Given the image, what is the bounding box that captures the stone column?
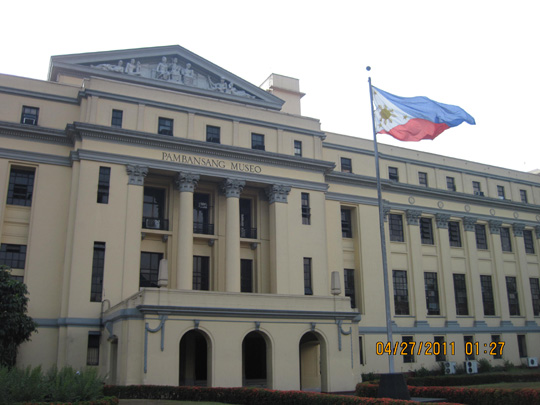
[122,165,148,298]
[405,210,427,325]
[176,172,199,290]
[221,179,245,292]
[462,216,485,325]
[266,184,291,294]
[488,220,511,324]
[513,223,536,323]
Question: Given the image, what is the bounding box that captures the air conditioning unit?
[23,117,36,125]
[474,191,485,196]
[145,218,161,229]
[527,357,539,368]
[444,361,456,375]
[465,360,478,374]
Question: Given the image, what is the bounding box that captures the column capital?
[512,222,525,237]
[265,184,291,204]
[175,172,200,192]
[406,209,422,226]
[435,213,451,229]
[126,164,148,186]
[462,216,478,231]
[488,220,502,234]
[221,179,245,198]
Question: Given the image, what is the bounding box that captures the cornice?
[0,85,80,105]
[0,147,72,167]
[0,121,73,146]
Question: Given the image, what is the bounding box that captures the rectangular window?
[446,176,456,192]
[143,187,168,230]
[530,278,540,316]
[193,193,214,235]
[388,167,399,182]
[86,333,100,366]
[303,258,313,295]
[472,181,482,195]
[389,214,404,242]
[158,117,173,135]
[193,256,210,291]
[139,251,163,288]
[111,109,123,128]
[497,185,506,199]
[523,230,535,254]
[294,140,302,157]
[206,125,220,143]
[491,335,502,359]
[500,227,512,252]
[393,270,409,315]
[251,133,265,151]
[434,336,446,362]
[97,167,111,204]
[341,157,352,173]
[420,217,434,245]
[344,268,356,308]
[517,335,527,358]
[464,336,475,360]
[418,172,428,187]
[520,190,528,203]
[359,336,364,365]
[0,244,27,269]
[21,106,39,125]
[7,167,35,206]
[402,336,414,363]
[341,208,353,238]
[301,193,311,225]
[506,276,520,316]
[475,224,488,250]
[241,259,253,293]
[448,221,462,247]
[453,274,469,316]
[240,198,257,238]
[480,275,496,316]
[90,242,105,302]
[424,272,440,315]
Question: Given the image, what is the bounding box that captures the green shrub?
[478,358,493,373]
[361,371,378,382]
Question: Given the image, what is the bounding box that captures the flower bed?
[406,372,540,387]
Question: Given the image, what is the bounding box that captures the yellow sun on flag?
[377,104,397,126]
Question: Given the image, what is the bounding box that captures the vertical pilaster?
[176,172,199,290]
[513,223,536,323]
[462,216,485,325]
[221,179,245,292]
[488,220,511,323]
[266,185,291,294]
[136,104,145,131]
[405,210,426,324]
[434,213,457,324]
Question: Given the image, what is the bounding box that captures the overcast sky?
[2,0,539,173]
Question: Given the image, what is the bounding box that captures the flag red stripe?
[378,118,450,142]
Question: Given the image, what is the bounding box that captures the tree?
[0,265,37,368]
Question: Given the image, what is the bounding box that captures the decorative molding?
[488,220,502,235]
[435,213,451,229]
[536,226,540,239]
[406,210,422,226]
[126,164,148,185]
[0,147,72,167]
[175,172,200,192]
[265,184,291,204]
[220,179,245,198]
[512,222,525,237]
[382,206,391,222]
[462,216,478,232]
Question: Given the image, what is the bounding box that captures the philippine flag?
[372,86,476,142]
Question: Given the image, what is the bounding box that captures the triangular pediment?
[49,45,285,110]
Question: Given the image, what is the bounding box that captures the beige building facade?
[0,45,539,391]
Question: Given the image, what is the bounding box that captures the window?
[341,208,353,238]
[359,336,364,365]
[388,167,399,182]
[90,242,105,302]
[86,333,100,366]
[393,270,409,315]
[294,140,302,157]
[497,185,505,199]
[530,278,540,316]
[7,167,35,206]
[341,157,352,173]
[241,259,253,293]
[424,272,440,315]
[523,230,535,254]
[453,274,469,315]
[240,198,256,238]
[491,335,502,359]
[464,336,475,360]
[472,181,482,195]
[420,217,434,245]
[520,190,528,203]
[97,167,111,204]
[434,336,446,362]
[448,221,462,247]
[111,109,123,128]
[193,193,213,235]
[418,172,428,187]
[193,256,210,291]
[21,106,39,125]
[389,214,404,242]
[506,276,520,316]
[344,268,356,308]
[251,133,265,151]
[475,224,488,250]
[301,193,311,225]
[158,117,173,135]
[0,244,27,269]
[517,335,527,358]
[402,336,414,363]
[139,251,163,288]
[206,125,220,143]
[143,187,168,230]
[500,227,512,252]
[303,258,313,295]
[480,275,496,316]
[446,176,456,191]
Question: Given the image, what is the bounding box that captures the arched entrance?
[299,331,327,392]
[179,329,210,386]
[242,331,271,388]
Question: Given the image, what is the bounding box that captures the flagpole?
[367,70,394,374]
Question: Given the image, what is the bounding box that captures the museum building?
[0,45,539,391]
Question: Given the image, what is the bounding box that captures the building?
[0,45,539,391]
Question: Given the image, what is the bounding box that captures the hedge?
[17,398,118,405]
[405,372,540,387]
